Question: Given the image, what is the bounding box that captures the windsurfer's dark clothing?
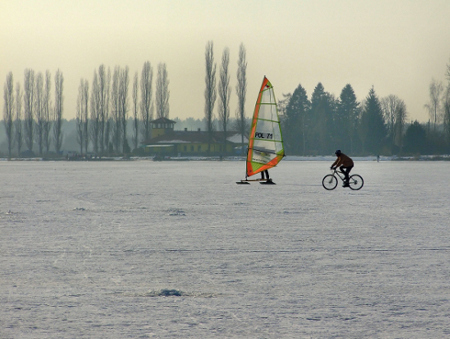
[261,170,269,180]
[331,153,354,183]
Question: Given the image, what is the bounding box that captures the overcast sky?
[2,0,449,123]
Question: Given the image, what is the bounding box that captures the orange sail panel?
[246,77,285,178]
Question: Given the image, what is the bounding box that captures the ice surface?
[1,160,449,338]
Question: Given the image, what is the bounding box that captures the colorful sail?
[246,76,285,178]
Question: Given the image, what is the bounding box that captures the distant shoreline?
[1,155,450,162]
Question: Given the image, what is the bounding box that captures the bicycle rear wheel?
[322,174,338,190]
[349,174,364,190]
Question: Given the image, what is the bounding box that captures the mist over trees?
[2,48,450,158]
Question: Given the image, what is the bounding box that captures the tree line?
[203,41,247,154]
[280,58,450,156]
[3,69,64,157]
[2,40,247,158]
[75,62,171,157]
[3,47,450,157]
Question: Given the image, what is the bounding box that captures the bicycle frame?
[331,168,347,182]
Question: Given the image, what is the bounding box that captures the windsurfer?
[331,150,354,187]
[261,169,270,181]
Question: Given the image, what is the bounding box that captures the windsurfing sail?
[245,76,285,178]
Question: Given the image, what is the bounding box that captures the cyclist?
[331,150,354,187]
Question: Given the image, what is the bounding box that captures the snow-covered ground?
[1,160,449,338]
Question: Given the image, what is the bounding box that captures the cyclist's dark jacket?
[332,153,354,168]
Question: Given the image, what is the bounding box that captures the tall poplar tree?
[43,71,52,153]
[24,69,35,153]
[204,41,217,153]
[155,63,170,119]
[53,69,64,154]
[76,79,89,155]
[35,72,44,155]
[218,47,231,151]
[3,72,14,158]
[235,43,247,146]
[15,82,23,156]
[132,72,139,151]
[140,61,153,142]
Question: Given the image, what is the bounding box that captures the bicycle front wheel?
[322,174,338,190]
[349,174,364,190]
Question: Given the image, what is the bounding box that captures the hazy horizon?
[2,0,450,123]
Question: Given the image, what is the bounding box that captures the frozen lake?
[1,159,449,338]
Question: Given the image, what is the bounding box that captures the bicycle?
[322,168,364,190]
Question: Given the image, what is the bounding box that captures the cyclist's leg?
[340,166,353,183]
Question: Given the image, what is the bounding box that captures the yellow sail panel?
[246,77,285,178]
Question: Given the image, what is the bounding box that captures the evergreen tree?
[337,84,359,153]
[283,84,310,154]
[404,121,426,154]
[309,83,336,154]
[360,87,386,154]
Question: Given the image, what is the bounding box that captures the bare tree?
[381,94,405,146]
[204,41,217,153]
[76,81,84,154]
[98,65,110,155]
[76,79,89,155]
[394,99,407,154]
[443,59,450,145]
[381,95,396,143]
[235,43,247,145]
[15,82,23,156]
[218,47,231,152]
[24,69,35,152]
[35,72,45,155]
[119,66,130,153]
[103,68,112,155]
[424,78,443,132]
[443,86,450,145]
[132,72,139,151]
[111,66,122,153]
[90,71,101,155]
[82,80,89,155]
[156,63,170,119]
[53,69,64,154]
[140,61,153,142]
[3,72,14,157]
[43,71,52,153]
